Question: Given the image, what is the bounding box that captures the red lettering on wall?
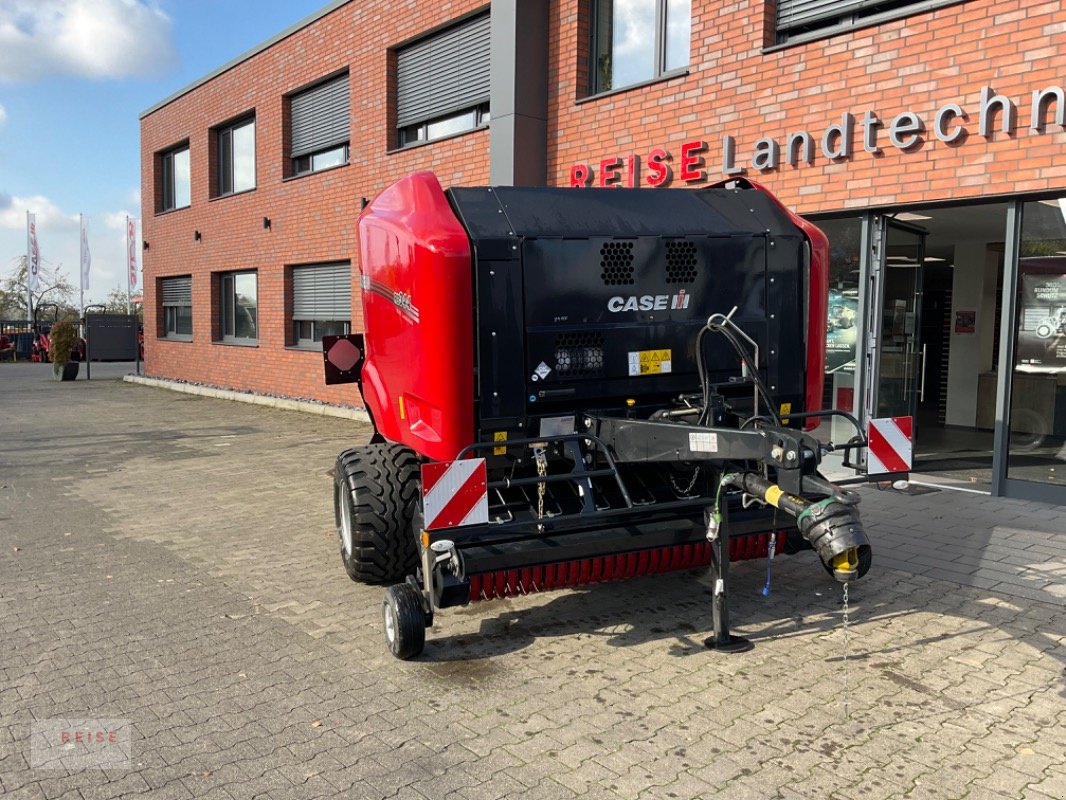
[599,158,621,187]
[680,140,707,182]
[646,148,671,186]
[570,163,591,187]
[625,154,640,187]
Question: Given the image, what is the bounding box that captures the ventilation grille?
[555,333,605,376]
[666,240,698,284]
[600,241,635,285]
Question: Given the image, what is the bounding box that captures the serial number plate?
[689,432,719,453]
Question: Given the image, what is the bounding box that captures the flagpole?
[25,211,32,322]
[126,216,132,315]
[79,214,85,316]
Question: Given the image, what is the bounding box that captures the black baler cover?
[448,185,800,240]
[444,184,811,430]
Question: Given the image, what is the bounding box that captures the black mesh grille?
[600,241,635,285]
[666,240,698,284]
[555,333,605,376]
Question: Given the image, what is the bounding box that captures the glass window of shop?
[1006,196,1066,488]
[814,216,863,438]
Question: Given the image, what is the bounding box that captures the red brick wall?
[551,0,1066,209]
[141,1,490,406]
[143,0,1066,406]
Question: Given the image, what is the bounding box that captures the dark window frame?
[290,261,352,349]
[289,72,351,177]
[214,114,256,198]
[158,143,190,213]
[771,0,969,48]
[589,0,690,96]
[397,105,490,148]
[159,275,193,340]
[394,12,491,149]
[217,270,258,344]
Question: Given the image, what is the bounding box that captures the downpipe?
[723,472,871,582]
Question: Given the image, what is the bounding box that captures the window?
[160,276,192,338]
[396,13,490,147]
[218,271,258,343]
[215,115,256,196]
[290,73,350,176]
[159,144,190,212]
[775,1,965,46]
[591,0,690,95]
[291,262,351,347]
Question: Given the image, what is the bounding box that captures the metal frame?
[992,198,1066,505]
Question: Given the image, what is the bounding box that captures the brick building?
[141,0,1066,504]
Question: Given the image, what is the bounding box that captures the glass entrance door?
[863,218,927,427]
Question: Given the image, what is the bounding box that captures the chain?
[669,465,701,497]
[842,581,850,719]
[534,445,547,519]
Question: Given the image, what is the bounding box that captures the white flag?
[80,216,91,292]
[27,212,40,292]
[126,216,138,292]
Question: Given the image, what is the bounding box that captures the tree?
[99,286,144,319]
[0,257,77,320]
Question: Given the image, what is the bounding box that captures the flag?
[27,212,40,292]
[126,217,138,291]
[80,216,91,292]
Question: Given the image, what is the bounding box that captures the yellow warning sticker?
[627,349,673,377]
[780,402,792,425]
[493,431,508,456]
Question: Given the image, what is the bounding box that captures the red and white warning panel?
[867,416,913,476]
[422,458,489,530]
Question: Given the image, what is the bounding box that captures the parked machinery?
[326,171,872,659]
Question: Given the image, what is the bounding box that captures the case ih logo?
[607,291,691,313]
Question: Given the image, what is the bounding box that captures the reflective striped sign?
[867,416,913,475]
[422,458,489,530]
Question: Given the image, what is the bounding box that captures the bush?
[48,320,78,366]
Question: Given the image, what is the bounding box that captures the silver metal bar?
[919,343,927,403]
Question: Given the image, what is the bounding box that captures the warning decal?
[627,349,673,377]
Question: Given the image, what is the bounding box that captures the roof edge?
[140,0,350,120]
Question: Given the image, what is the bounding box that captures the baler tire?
[334,443,421,584]
[383,583,427,659]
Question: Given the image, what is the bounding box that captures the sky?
[0,0,330,308]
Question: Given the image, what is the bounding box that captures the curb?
[123,374,371,422]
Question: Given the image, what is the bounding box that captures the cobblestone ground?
[1,362,1064,799]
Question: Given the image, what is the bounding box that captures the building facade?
[141,0,1066,504]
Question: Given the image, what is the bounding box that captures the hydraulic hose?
[723,472,871,582]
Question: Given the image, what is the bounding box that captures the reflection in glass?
[232,120,256,193]
[664,0,691,72]
[234,273,257,340]
[593,0,690,93]
[173,148,190,209]
[1007,196,1066,486]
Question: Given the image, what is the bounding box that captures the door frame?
[856,214,928,464]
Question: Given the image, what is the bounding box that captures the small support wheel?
[383,583,427,660]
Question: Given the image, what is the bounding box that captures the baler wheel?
[383,583,427,659]
[334,443,421,584]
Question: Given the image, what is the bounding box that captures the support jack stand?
[703,503,754,654]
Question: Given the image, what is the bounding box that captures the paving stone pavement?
[1,361,1064,800]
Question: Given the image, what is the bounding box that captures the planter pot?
[53,361,80,381]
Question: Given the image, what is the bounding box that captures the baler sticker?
[532,362,552,381]
[689,432,719,453]
[627,349,673,376]
[493,431,507,456]
[359,274,420,323]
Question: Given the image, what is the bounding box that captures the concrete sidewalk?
[1,363,1064,799]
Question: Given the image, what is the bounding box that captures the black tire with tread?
[382,583,427,660]
[334,443,420,584]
